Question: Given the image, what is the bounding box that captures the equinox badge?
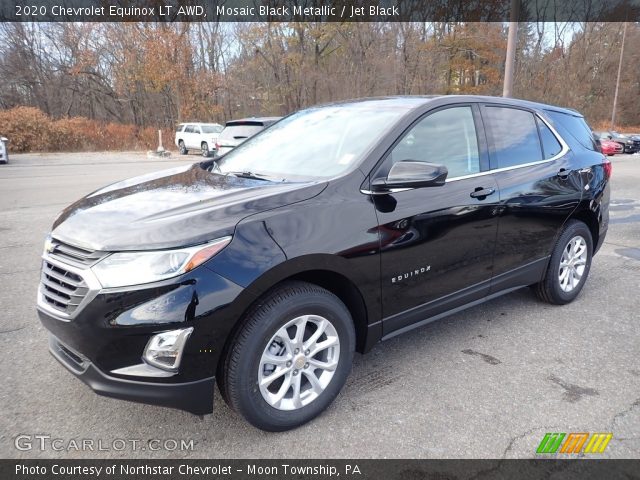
[391,265,431,284]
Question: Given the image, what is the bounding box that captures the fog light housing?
[143,327,194,372]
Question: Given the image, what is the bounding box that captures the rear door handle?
[470,187,496,199]
[557,168,571,179]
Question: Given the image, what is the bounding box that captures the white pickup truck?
[175,123,223,157]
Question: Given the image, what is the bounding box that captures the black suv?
[37,96,610,431]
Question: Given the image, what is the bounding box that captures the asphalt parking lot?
[0,151,639,459]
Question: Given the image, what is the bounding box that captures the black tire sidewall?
[179,141,187,154]
[547,221,593,304]
[230,287,355,431]
[202,142,209,157]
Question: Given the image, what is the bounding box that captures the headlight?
[91,236,231,288]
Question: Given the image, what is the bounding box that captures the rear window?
[201,125,223,134]
[484,106,543,168]
[545,110,597,151]
[219,124,264,142]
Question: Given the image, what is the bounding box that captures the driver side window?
[388,106,480,179]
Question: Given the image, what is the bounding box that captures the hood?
[52,163,326,251]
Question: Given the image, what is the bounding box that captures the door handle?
[470,187,496,199]
[557,168,571,179]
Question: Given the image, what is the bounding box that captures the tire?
[534,220,593,305]
[201,142,210,157]
[178,140,188,155]
[220,281,355,431]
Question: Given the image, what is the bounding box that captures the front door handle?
[470,187,496,199]
[557,168,571,179]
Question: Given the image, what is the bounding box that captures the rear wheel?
[534,220,593,305]
[178,140,188,155]
[201,142,210,157]
[220,281,355,431]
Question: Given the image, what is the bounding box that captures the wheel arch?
[568,205,600,252]
[217,262,374,380]
[286,270,370,353]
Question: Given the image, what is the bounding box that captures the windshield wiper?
[225,171,284,182]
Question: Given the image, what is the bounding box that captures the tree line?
[0,22,638,130]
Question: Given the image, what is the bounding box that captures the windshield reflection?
[217,103,409,180]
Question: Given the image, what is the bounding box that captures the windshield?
[216,104,407,179]
[201,125,223,134]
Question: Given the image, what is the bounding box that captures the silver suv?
[215,118,280,156]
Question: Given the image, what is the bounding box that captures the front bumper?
[37,259,251,415]
[49,335,215,415]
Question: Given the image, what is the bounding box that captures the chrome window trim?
[36,254,102,321]
[360,187,412,195]
[362,110,570,194]
[446,112,569,183]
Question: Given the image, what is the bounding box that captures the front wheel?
[220,281,355,431]
[534,220,593,305]
[178,140,188,155]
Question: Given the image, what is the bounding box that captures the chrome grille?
[48,238,106,267]
[40,261,89,315]
[38,238,105,318]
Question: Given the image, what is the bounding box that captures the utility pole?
[503,0,520,97]
[611,22,628,130]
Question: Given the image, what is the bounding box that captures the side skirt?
[380,257,549,341]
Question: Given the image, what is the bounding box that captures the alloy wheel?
[258,314,340,411]
[558,235,588,292]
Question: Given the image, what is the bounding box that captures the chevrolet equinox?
[37,96,610,431]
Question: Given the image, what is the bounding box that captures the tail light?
[215,142,220,150]
[603,158,612,179]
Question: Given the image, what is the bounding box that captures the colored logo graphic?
[536,433,612,454]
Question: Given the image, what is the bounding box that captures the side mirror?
[371,160,448,193]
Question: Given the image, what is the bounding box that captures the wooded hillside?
[1,22,638,136]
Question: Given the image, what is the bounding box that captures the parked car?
[629,133,640,152]
[599,138,621,156]
[0,136,8,164]
[601,131,637,154]
[37,96,610,431]
[594,132,623,154]
[175,123,224,157]
[215,117,280,156]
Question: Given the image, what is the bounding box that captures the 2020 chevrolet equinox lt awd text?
[37,96,610,431]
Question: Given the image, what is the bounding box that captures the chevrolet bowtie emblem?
[44,238,56,254]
